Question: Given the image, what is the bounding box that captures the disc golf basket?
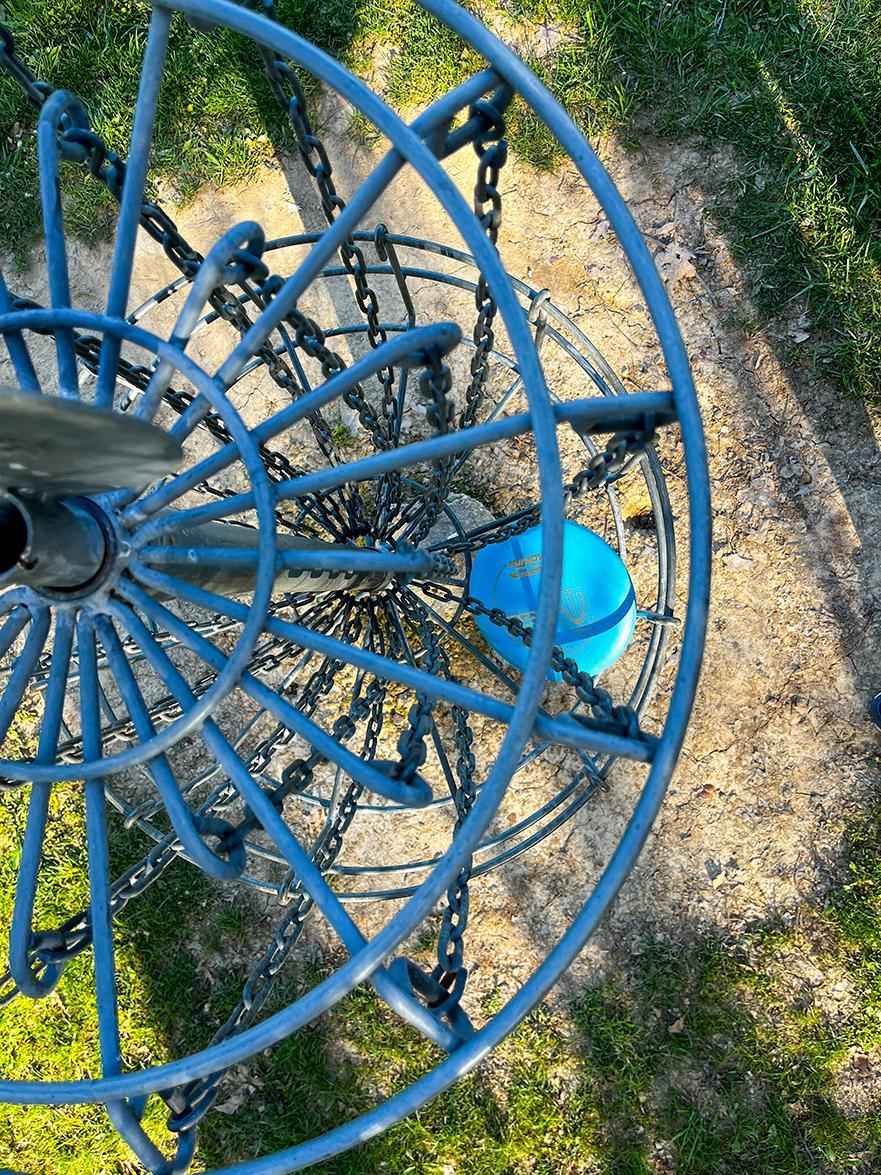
[0,1,710,1171]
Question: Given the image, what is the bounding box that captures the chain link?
[441,423,658,556]
[461,97,508,432]
[395,592,475,1013]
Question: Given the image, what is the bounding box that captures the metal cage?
[0,1,711,1171]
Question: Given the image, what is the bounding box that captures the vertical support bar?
[37,92,82,398]
[0,607,49,744]
[0,271,40,394]
[96,6,172,407]
[8,609,72,998]
[80,614,172,1172]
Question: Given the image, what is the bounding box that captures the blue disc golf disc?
[469,521,637,681]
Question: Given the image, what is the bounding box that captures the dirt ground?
[3,87,880,1077]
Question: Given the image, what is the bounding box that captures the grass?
[330,420,359,449]
[201,807,881,1174]
[0,784,194,1171]
[4,777,881,1172]
[536,0,881,401]
[0,0,351,252]
[2,0,880,394]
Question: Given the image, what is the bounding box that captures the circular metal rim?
[0,5,710,1167]
[114,234,675,887]
[0,307,279,783]
[0,0,569,1102]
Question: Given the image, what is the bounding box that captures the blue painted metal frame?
[0,308,280,783]
[0,0,711,1170]
[119,233,676,831]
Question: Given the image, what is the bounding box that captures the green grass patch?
[4,780,881,1171]
[464,0,881,400]
[0,0,299,256]
[2,0,881,394]
[195,811,881,1174]
[0,785,176,1171]
[330,420,359,449]
[0,764,248,1170]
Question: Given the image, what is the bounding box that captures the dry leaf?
[852,1052,872,1079]
[214,1086,251,1114]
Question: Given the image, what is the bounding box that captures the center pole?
[0,492,423,598]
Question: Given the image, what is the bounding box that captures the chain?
[0,18,524,550]
[396,349,456,545]
[256,4,522,540]
[258,278,389,457]
[9,615,240,701]
[0,635,295,792]
[461,97,508,431]
[433,677,475,1004]
[254,21,404,537]
[0,23,50,107]
[385,600,444,792]
[417,581,640,737]
[215,606,362,856]
[165,614,389,1132]
[395,592,475,1013]
[441,423,659,556]
[127,595,353,856]
[256,13,397,425]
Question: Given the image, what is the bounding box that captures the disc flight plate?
[469,521,637,680]
[0,388,182,493]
